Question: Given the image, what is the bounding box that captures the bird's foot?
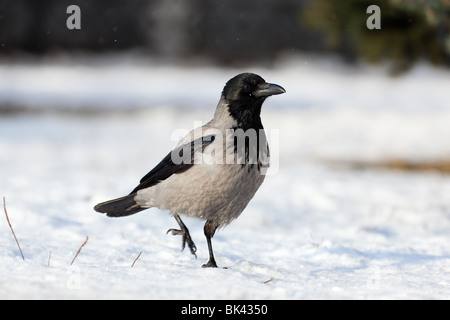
[167,228,197,258]
[202,258,218,268]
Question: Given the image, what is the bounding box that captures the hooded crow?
[94,73,285,267]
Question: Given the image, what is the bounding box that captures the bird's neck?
[225,99,264,131]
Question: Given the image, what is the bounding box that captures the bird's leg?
[167,214,197,258]
[202,220,219,268]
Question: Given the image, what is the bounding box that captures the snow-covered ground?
[1,55,450,299]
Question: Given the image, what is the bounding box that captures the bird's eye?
[242,84,249,91]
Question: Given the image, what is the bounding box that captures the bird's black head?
[221,73,285,129]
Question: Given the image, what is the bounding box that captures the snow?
[1,55,450,299]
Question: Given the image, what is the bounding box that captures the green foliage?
[303,0,450,74]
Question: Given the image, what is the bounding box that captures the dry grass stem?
[3,196,25,261]
[345,159,450,174]
[131,252,142,268]
[70,236,89,266]
[263,277,274,284]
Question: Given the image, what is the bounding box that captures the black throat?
[226,98,267,169]
[227,98,265,131]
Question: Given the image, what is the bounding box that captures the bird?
[94,73,285,268]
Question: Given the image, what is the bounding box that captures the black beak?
[254,82,286,98]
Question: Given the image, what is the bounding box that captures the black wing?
[130,134,215,194]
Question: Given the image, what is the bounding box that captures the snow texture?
[1,56,450,299]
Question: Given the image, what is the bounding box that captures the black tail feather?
[94,193,146,217]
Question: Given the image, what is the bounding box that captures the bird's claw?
[201,258,218,268]
[167,228,197,258]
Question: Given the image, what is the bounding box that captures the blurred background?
[0,0,449,172]
[1,0,449,167]
[1,0,449,71]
